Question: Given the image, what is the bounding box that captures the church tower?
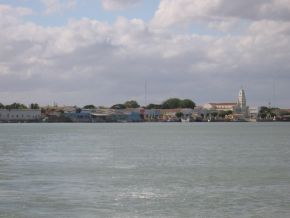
[237,88,247,116]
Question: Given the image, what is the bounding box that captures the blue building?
[144,109,161,121]
[127,111,142,122]
[64,109,92,122]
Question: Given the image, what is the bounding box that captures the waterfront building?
[91,109,115,122]
[122,108,142,122]
[143,108,195,122]
[204,89,249,113]
[0,109,41,122]
[144,109,161,121]
[203,103,237,111]
[181,108,194,116]
[126,111,142,122]
[90,108,142,122]
[41,106,77,122]
[64,110,92,122]
[249,107,258,120]
[159,109,181,121]
[235,88,249,118]
[192,106,210,120]
[202,88,250,120]
[279,109,290,121]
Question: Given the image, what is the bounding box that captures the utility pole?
[272,79,276,108]
[144,80,147,107]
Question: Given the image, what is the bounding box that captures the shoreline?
[1,120,290,124]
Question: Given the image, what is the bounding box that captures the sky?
[0,0,290,108]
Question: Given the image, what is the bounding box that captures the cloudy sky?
[1,0,290,107]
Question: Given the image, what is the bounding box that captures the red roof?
[209,103,236,106]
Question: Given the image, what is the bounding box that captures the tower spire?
[238,88,247,116]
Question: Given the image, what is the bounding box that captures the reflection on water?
[0,123,290,218]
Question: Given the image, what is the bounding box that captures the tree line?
[0,103,40,110]
[1,98,196,111]
[109,98,196,110]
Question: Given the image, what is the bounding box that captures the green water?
[0,123,290,217]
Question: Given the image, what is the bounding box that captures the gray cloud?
[41,0,77,14]
[101,0,143,11]
[152,0,290,28]
[0,3,290,107]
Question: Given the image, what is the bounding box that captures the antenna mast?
[272,79,276,108]
[144,80,147,106]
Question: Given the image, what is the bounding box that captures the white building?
[0,109,41,122]
[249,107,258,120]
[203,102,237,111]
[235,88,249,117]
[203,88,250,118]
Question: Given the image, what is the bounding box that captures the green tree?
[83,105,96,109]
[111,104,126,109]
[218,110,226,118]
[146,104,162,109]
[218,110,232,118]
[30,103,40,109]
[180,99,195,109]
[259,106,270,114]
[226,110,233,115]
[175,112,184,119]
[0,103,4,109]
[258,106,277,119]
[211,112,218,118]
[162,98,181,109]
[124,100,140,108]
[5,103,28,110]
[161,98,196,109]
[260,112,267,119]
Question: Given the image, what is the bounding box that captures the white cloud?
[101,0,142,11]
[152,0,290,28]
[0,4,33,16]
[0,3,290,107]
[151,0,220,28]
[42,0,77,14]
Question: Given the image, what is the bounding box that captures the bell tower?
[237,88,247,116]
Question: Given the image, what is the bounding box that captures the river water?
[0,123,290,218]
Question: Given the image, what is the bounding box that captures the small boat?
[181,117,190,122]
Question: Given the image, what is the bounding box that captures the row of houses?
[0,109,41,122]
[51,88,258,122]
[44,108,194,123]
[31,103,255,123]
[1,89,288,123]
[3,105,290,123]
[40,107,143,123]
[0,105,287,123]
[0,87,256,123]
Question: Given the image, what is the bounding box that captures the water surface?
[0,123,290,217]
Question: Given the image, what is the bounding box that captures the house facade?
[203,88,250,119]
[203,103,237,111]
[0,109,41,122]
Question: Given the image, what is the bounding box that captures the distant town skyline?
[0,0,290,107]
